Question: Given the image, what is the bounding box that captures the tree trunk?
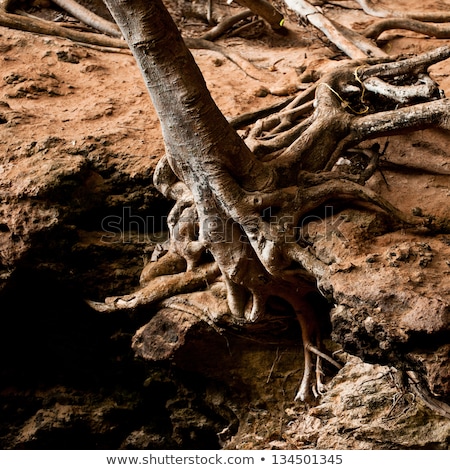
[104,0,282,321]
[105,0,271,191]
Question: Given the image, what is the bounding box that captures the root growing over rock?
[3,0,449,402]
[89,23,450,399]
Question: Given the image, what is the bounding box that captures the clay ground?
[0,0,450,450]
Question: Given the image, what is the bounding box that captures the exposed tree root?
[87,260,220,314]
[5,0,449,402]
[284,0,386,58]
[406,371,450,419]
[363,18,450,41]
[228,95,297,129]
[51,0,121,37]
[183,37,271,81]
[246,46,450,173]
[354,0,450,22]
[201,9,254,41]
[236,0,286,32]
[0,1,272,82]
[88,22,450,398]
[284,0,450,60]
[0,5,126,48]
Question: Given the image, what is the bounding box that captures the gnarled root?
[87,259,220,314]
[244,46,450,170]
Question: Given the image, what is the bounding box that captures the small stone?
[366,253,379,263]
[255,87,269,97]
[56,51,80,64]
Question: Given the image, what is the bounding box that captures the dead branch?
[285,0,369,58]
[235,0,286,32]
[354,0,450,22]
[328,17,387,57]
[51,0,121,37]
[201,9,254,41]
[363,18,450,40]
[0,7,127,48]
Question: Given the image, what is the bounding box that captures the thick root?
[0,7,127,48]
[51,0,121,37]
[88,262,220,314]
[284,0,386,59]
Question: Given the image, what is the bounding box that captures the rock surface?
[281,356,450,450]
[312,209,450,397]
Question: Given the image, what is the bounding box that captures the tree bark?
[104,0,271,192]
